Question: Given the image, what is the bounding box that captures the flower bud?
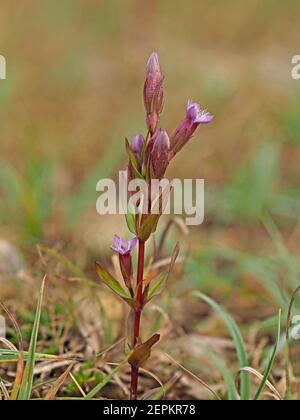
[128,134,145,181]
[143,53,164,135]
[131,134,145,157]
[150,130,170,179]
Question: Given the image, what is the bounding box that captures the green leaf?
[147,243,179,302]
[18,277,46,400]
[128,334,160,368]
[254,309,281,400]
[205,351,238,400]
[147,272,168,301]
[125,199,137,235]
[193,292,250,400]
[95,262,130,300]
[139,214,160,241]
[0,349,59,363]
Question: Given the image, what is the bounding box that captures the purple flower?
[186,100,214,125]
[111,235,137,294]
[169,100,213,158]
[150,130,170,179]
[111,235,138,255]
[143,52,164,135]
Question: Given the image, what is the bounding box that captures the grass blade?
[205,350,239,400]
[285,285,300,400]
[0,302,24,400]
[253,309,281,400]
[193,292,250,400]
[0,349,62,363]
[83,361,126,400]
[240,367,282,400]
[17,276,46,400]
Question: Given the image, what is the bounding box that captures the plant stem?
[130,239,145,400]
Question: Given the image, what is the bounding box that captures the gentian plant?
[95,53,213,400]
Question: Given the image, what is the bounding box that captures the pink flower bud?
[131,134,145,156]
[150,130,170,179]
[143,53,164,135]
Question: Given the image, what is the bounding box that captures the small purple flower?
[111,235,138,255]
[144,52,164,135]
[169,100,213,158]
[150,129,170,179]
[186,100,214,125]
[111,235,137,294]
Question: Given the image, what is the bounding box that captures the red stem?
[130,239,145,400]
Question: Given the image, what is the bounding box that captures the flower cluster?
[125,52,213,241]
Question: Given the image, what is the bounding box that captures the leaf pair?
[138,182,172,241]
[95,261,138,309]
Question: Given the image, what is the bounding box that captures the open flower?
[186,100,214,125]
[169,100,213,158]
[111,235,137,294]
[111,235,138,255]
[143,52,164,135]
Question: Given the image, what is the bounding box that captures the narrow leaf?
[205,350,238,400]
[147,272,168,301]
[125,211,137,235]
[193,292,250,400]
[139,214,160,241]
[0,302,24,400]
[253,309,281,400]
[0,349,59,363]
[95,262,130,299]
[18,276,46,400]
[84,361,126,400]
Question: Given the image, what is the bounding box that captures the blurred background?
[1,0,300,399]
